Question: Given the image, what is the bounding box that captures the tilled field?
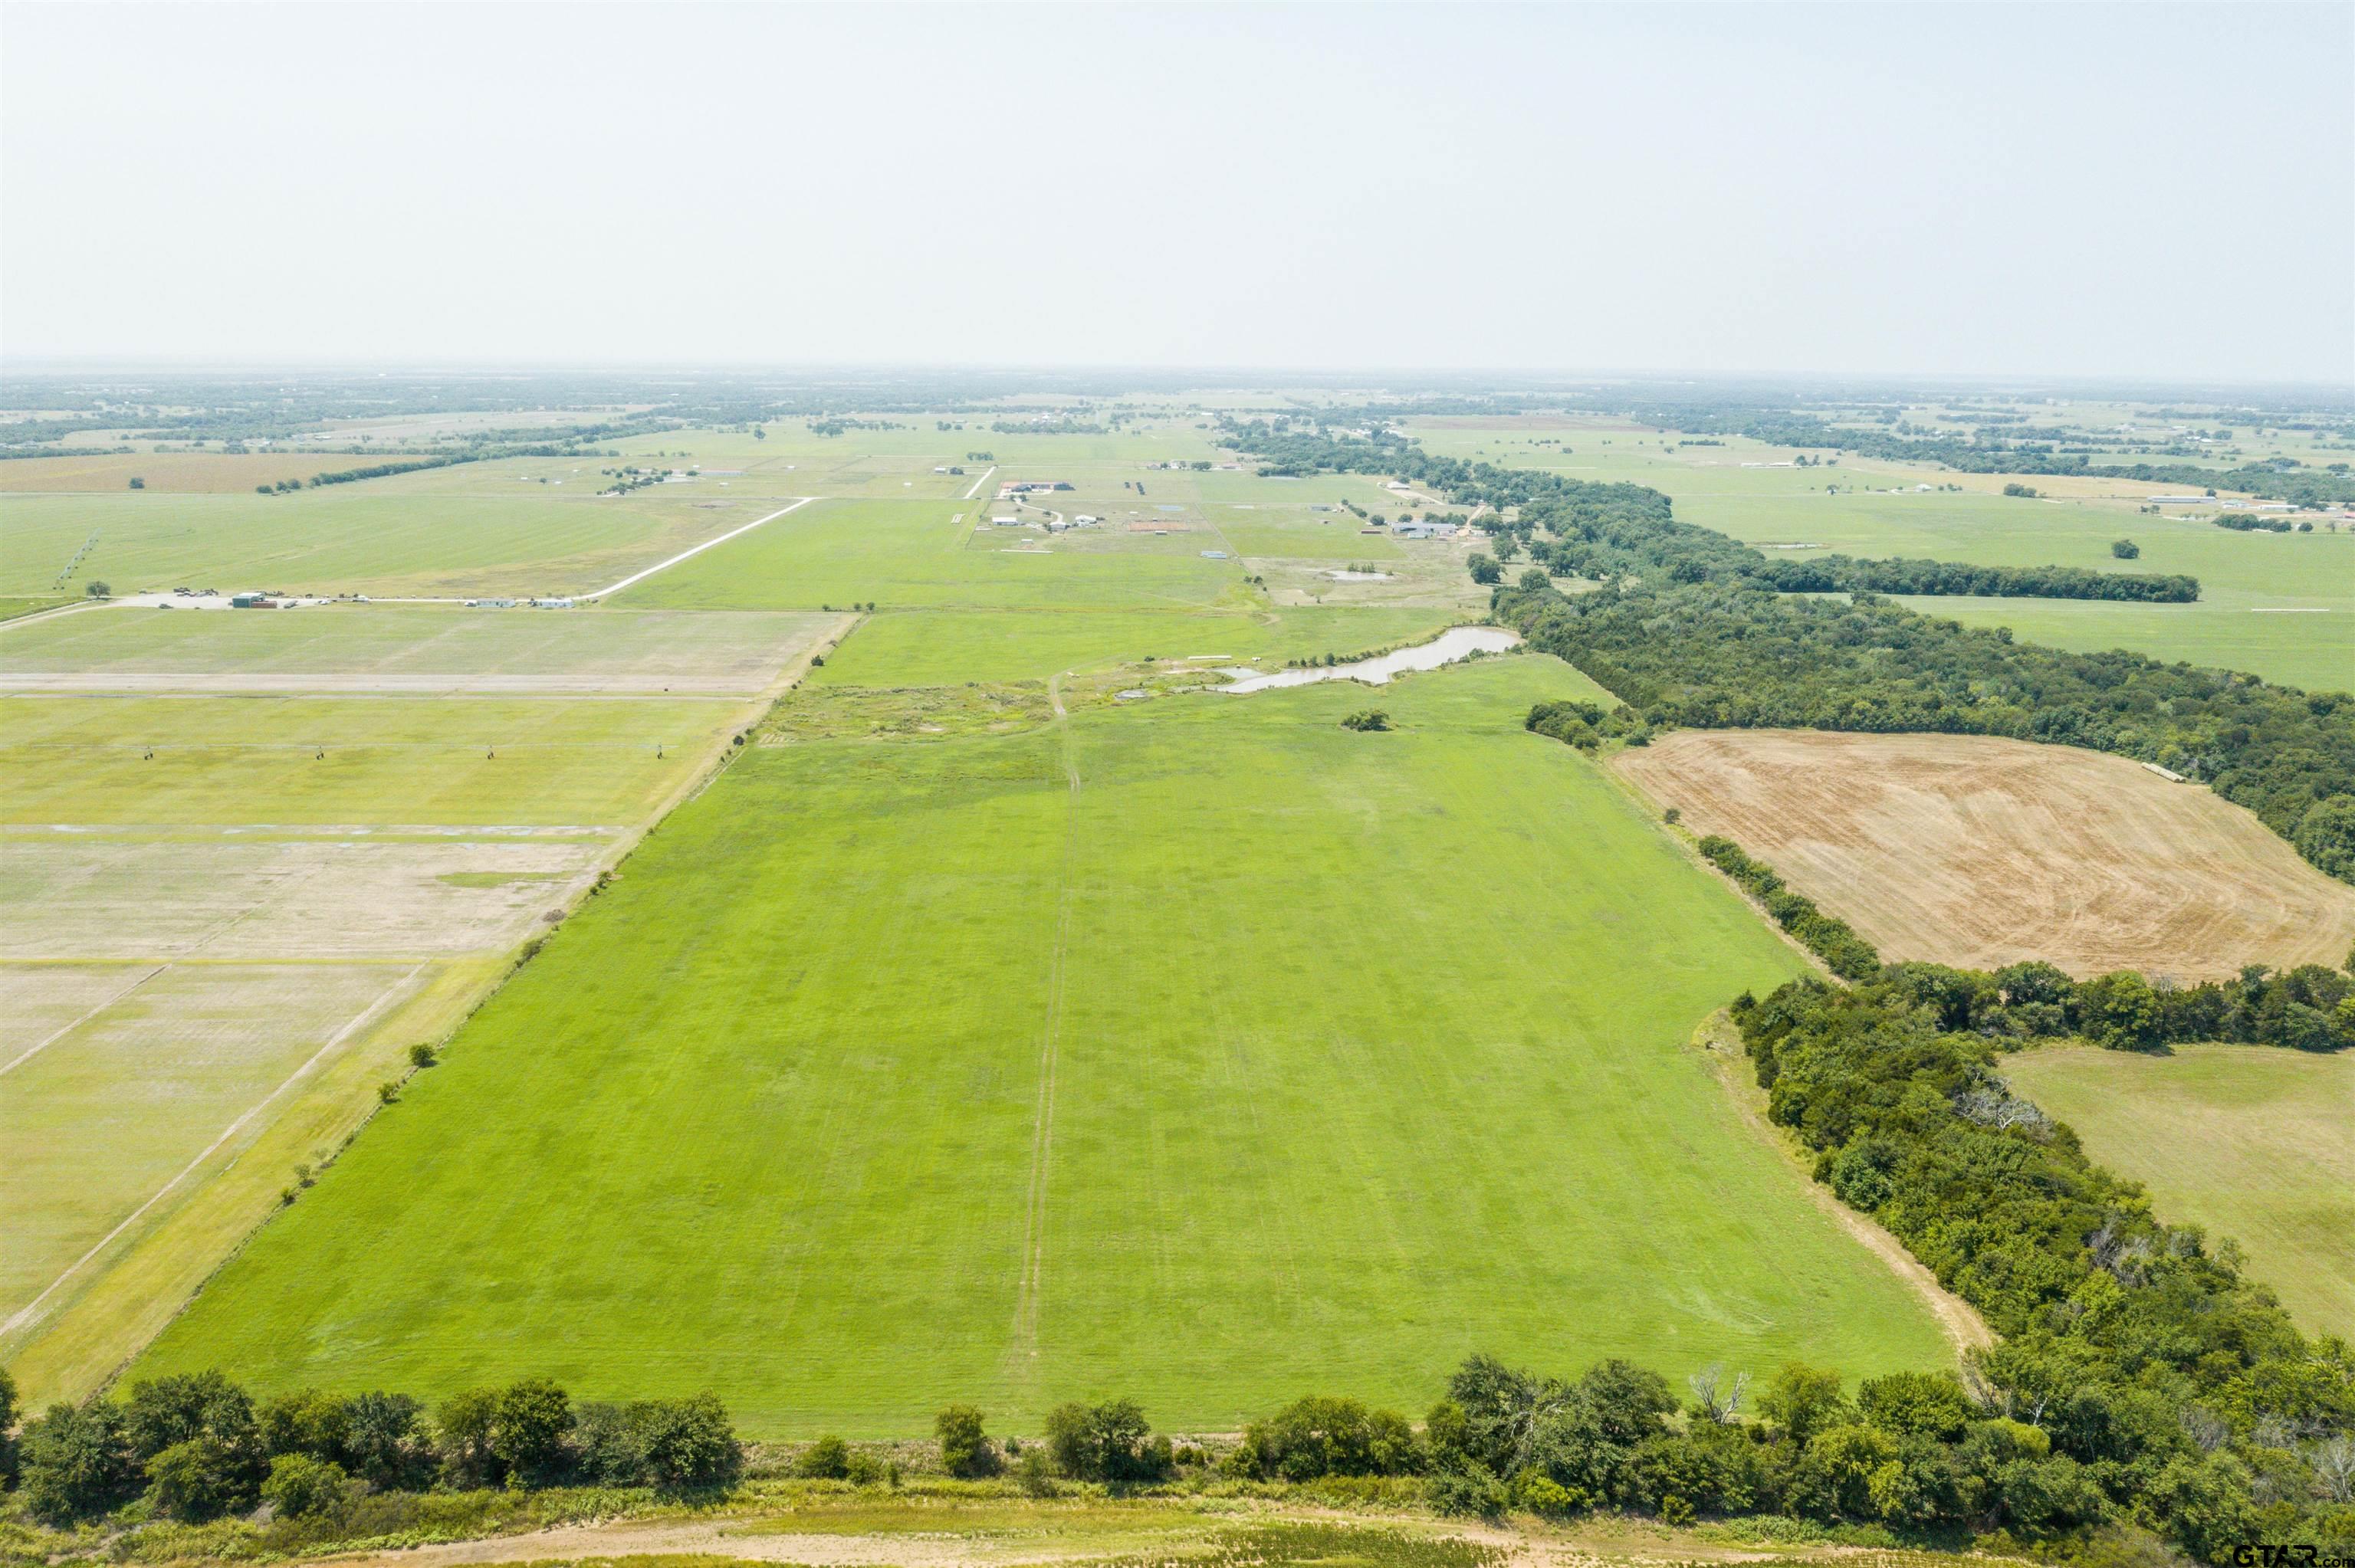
[1615,728,2355,978]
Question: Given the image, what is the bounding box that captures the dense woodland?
[1726,966,2355,1559]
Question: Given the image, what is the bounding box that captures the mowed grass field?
[133,658,1954,1434]
[1616,730,2355,979]
[1407,419,2353,694]
[2,605,836,694]
[2006,1045,2355,1340]
[0,474,776,600]
[619,497,1247,612]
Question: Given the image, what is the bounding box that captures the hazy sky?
[5,2,2350,380]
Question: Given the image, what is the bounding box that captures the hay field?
[0,696,741,825]
[0,831,608,960]
[2,605,836,694]
[0,961,427,1321]
[1615,729,2355,977]
[133,658,1955,1435]
[0,485,781,600]
[2006,1045,2355,1339]
[1,595,813,1401]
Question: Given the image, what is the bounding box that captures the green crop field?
[132,656,1953,1435]
[2006,1045,2355,1340]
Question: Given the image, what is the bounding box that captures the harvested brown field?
[1615,729,2355,978]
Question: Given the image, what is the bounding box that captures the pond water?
[1219,625,1520,694]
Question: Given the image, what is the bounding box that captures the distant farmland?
[133,659,1954,1434]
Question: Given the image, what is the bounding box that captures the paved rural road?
[584,497,816,599]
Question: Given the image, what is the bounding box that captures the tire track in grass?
[1,963,429,1338]
[1010,671,1081,1381]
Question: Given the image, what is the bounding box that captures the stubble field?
[1614,728,2355,977]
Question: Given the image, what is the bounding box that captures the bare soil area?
[1,832,611,961]
[1616,729,2355,978]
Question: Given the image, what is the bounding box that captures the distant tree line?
[2215,512,2297,533]
[1750,555,2199,603]
[1687,410,2355,510]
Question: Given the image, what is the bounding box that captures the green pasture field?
[1406,419,2352,692]
[0,596,71,622]
[0,481,764,600]
[133,657,1952,1435]
[2006,1045,2355,1340]
[2,605,835,692]
[0,696,738,825]
[618,498,1247,612]
[813,606,1465,687]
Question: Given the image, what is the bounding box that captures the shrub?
[1043,1398,1168,1482]
[261,1452,352,1520]
[798,1434,849,1479]
[630,1393,742,1491]
[936,1403,996,1478]
[1231,1396,1423,1481]
[1427,1465,1508,1517]
[844,1448,886,1486]
[1017,1446,1057,1496]
[1340,709,1391,732]
[1513,1469,1580,1514]
[2111,539,2140,559]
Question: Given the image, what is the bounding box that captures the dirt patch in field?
[1616,729,2355,979]
[0,832,611,960]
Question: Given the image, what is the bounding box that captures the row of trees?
[1689,835,1883,979]
[1750,554,2199,603]
[8,1371,741,1527]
